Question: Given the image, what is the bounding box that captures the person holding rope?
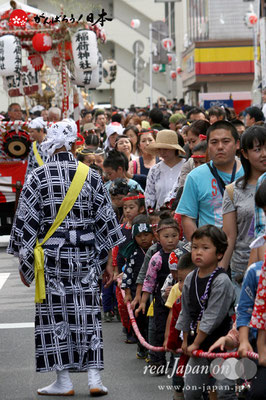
[237,179,266,400]
[7,119,125,397]
[176,225,235,399]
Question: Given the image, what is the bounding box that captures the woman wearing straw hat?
[144,130,186,211]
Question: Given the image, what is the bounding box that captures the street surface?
[0,249,172,400]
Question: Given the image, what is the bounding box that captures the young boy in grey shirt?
[176,225,235,400]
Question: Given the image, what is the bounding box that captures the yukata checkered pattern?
[8,152,125,372]
[25,141,48,178]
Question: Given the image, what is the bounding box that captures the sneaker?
[113,306,121,322]
[136,350,147,359]
[103,312,113,322]
[125,335,137,344]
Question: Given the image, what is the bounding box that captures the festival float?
[0,0,111,221]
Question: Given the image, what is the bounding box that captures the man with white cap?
[25,117,48,177]
[8,119,125,396]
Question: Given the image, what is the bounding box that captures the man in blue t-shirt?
[177,121,243,241]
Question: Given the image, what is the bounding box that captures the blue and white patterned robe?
[25,140,49,178]
[7,151,125,372]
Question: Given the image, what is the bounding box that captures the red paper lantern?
[152,64,160,73]
[58,41,73,61]
[170,71,177,80]
[9,10,28,28]
[28,53,43,71]
[162,38,174,51]
[248,13,258,25]
[32,33,52,52]
[176,66,182,75]
[167,53,173,63]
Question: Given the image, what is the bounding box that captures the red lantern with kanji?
[9,10,28,28]
[58,41,73,61]
[32,33,52,52]
[176,66,182,75]
[28,53,44,71]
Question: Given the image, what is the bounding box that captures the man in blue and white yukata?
[8,119,125,397]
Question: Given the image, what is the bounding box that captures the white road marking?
[0,273,10,290]
[0,322,34,329]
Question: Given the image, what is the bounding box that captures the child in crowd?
[104,189,144,323]
[191,140,207,168]
[176,225,235,400]
[164,253,196,400]
[109,178,130,223]
[136,213,180,369]
[160,246,189,304]
[113,191,146,337]
[103,149,143,192]
[121,214,155,357]
[131,210,168,363]
[76,148,96,166]
[113,190,146,274]
[94,148,105,171]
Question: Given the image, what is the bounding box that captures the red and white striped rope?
[61,40,68,119]
[120,287,259,360]
[0,121,29,128]
[0,28,57,36]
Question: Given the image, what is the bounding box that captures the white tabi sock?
[37,370,74,396]
[88,368,108,396]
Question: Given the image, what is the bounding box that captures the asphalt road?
[0,249,173,400]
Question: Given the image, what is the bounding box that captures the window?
[188,0,208,42]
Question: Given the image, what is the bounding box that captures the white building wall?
[208,0,259,40]
[174,0,186,100]
[207,81,252,93]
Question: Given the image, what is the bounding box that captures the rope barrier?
[119,287,259,360]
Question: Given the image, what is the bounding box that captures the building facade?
[180,0,262,105]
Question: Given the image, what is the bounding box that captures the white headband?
[41,119,77,156]
[28,117,46,130]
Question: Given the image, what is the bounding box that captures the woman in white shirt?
[144,130,186,211]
